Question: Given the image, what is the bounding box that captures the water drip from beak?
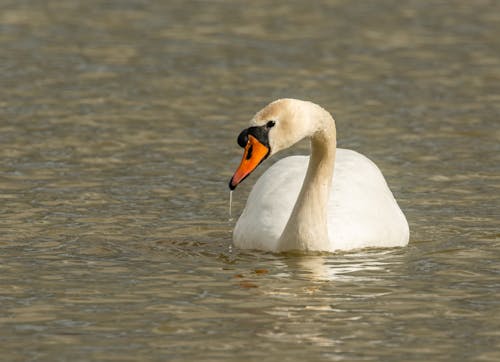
[229,190,233,221]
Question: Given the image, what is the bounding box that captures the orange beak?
[229,135,270,190]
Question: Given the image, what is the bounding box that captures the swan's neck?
[277,107,336,252]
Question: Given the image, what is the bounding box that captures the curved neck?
[277,106,336,252]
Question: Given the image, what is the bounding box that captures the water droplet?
[229,190,233,221]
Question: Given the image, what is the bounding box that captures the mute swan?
[229,99,409,252]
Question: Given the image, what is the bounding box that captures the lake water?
[1,1,499,361]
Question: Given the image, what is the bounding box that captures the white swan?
[229,99,409,252]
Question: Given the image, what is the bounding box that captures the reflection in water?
[292,252,396,282]
[1,0,499,361]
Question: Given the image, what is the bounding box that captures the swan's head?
[229,99,321,190]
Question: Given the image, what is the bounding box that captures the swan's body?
[229,99,409,252]
[234,150,409,251]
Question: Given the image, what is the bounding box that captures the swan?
[229,99,409,253]
[229,98,410,252]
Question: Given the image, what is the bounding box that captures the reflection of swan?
[229,99,409,252]
[295,256,342,281]
[292,253,394,282]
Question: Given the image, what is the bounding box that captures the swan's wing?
[328,149,409,250]
[233,156,307,251]
[234,150,409,251]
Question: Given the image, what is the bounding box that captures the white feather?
[233,149,409,252]
[231,99,409,252]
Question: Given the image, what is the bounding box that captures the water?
[1,0,499,360]
[229,190,233,220]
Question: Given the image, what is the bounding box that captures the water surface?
[1,1,499,361]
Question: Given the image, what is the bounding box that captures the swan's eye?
[266,120,276,128]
